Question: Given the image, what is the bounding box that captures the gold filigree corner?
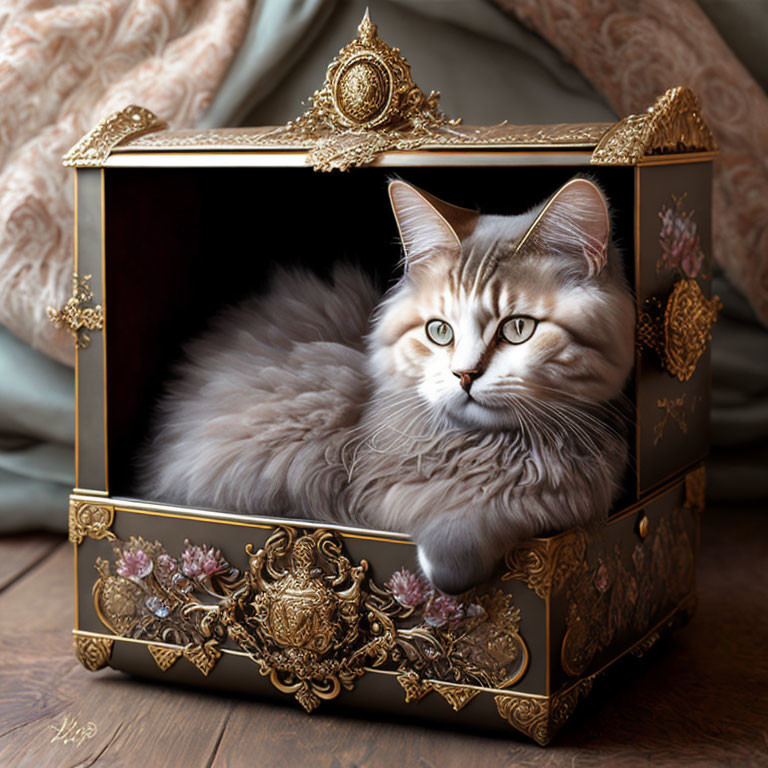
[637,278,721,382]
[279,10,458,171]
[148,644,183,672]
[48,273,104,350]
[503,528,588,599]
[591,86,717,165]
[495,680,593,746]
[63,105,166,167]
[68,500,116,546]
[73,633,114,672]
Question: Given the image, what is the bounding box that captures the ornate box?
[58,14,717,745]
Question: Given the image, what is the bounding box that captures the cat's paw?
[417,544,491,596]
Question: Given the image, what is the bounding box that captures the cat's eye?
[500,316,537,345]
[425,319,454,346]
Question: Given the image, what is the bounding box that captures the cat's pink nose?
[452,369,480,393]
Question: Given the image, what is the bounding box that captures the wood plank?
[0,543,232,768]
[0,533,61,592]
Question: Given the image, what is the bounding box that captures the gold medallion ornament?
[217,527,398,712]
[277,9,457,171]
[47,273,104,350]
[637,278,722,382]
[68,500,116,545]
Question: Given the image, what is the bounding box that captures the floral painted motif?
[385,569,527,689]
[93,536,242,651]
[658,195,705,278]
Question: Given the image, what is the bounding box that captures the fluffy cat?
[141,177,636,594]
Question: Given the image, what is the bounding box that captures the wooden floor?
[1,509,766,767]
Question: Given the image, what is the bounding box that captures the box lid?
[63,11,716,171]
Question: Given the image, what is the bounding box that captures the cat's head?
[369,178,636,431]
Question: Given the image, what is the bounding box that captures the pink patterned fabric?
[0,1,252,365]
[492,0,768,326]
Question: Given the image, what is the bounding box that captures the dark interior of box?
[104,162,636,516]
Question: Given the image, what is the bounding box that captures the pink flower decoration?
[181,539,228,580]
[658,200,704,278]
[116,549,152,580]
[387,568,429,608]
[424,595,464,629]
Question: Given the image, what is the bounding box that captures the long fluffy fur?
[141,179,635,594]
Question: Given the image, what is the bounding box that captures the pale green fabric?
[0,0,765,532]
[0,326,73,531]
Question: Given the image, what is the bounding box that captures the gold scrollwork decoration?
[559,506,695,679]
[503,528,588,599]
[87,528,531,715]
[63,105,166,167]
[68,500,116,545]
[73,633,114,671]
[637,278,722,382]
[590,86,716,165]
[48,273,104,350]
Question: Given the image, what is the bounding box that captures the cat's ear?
[389,181,476,268]
[518,178,610,276]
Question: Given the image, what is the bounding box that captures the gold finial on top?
[358,7,376,40]
[277,10,456,169]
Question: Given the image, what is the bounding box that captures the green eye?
[425,319,454,346]
[500,316,537,344]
